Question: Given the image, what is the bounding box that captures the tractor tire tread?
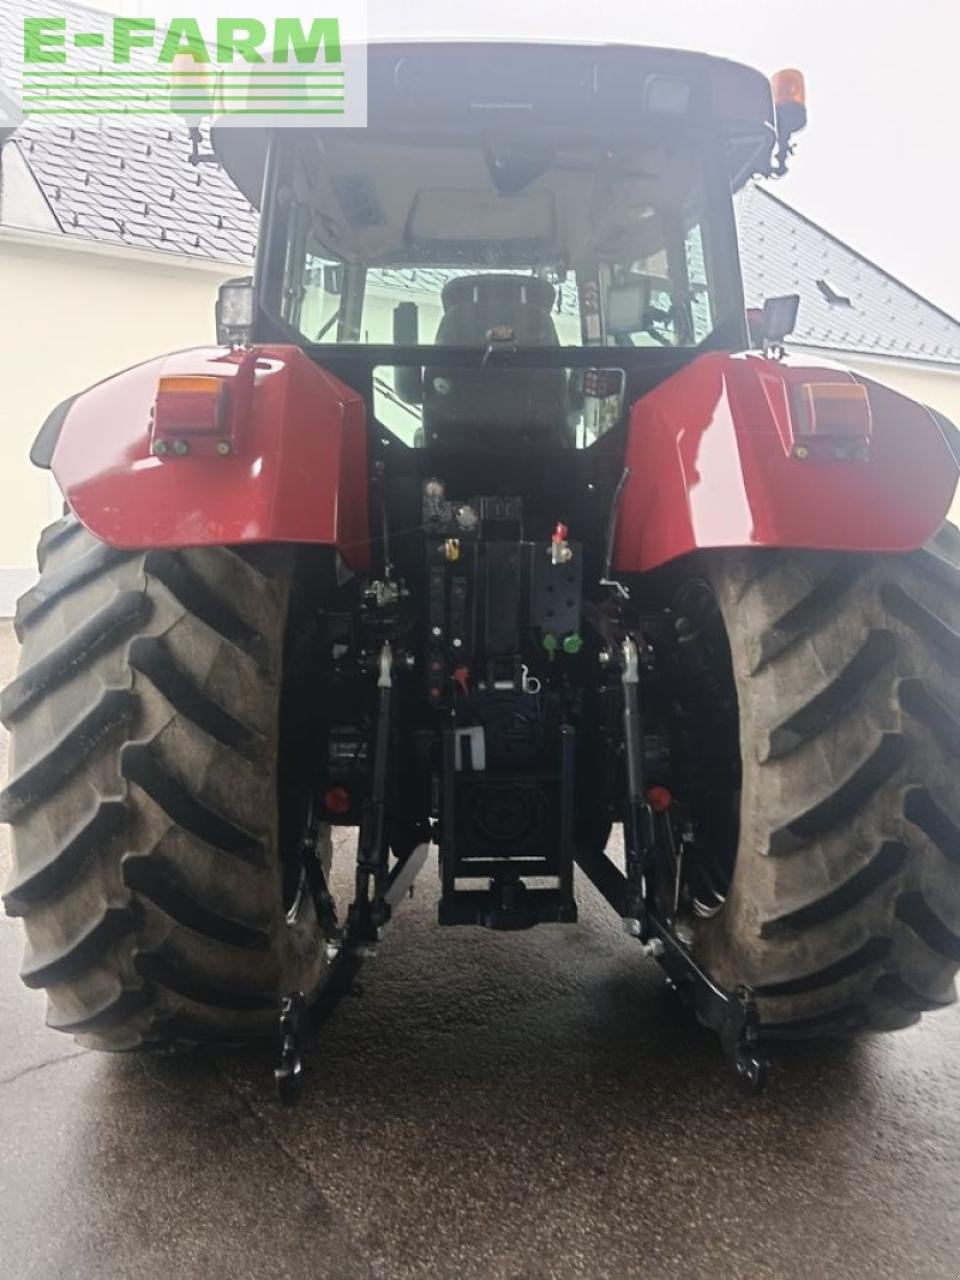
[1,515,321,1050]
[694,521,960,1034]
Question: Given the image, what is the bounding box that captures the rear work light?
[790,381,873,461]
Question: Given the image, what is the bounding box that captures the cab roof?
[214,40,776,208]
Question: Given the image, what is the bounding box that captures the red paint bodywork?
[49,345,956,576]
[51,345,371,570]
[612,352,958,573]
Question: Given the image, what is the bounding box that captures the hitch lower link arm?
[274,642,397,1106]
[347,642,395,947]
[619,637,769,1094]
[620,636,658,932]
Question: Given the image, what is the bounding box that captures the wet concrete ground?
[1,620,959,1279]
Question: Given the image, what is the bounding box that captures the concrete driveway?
[1,620,959,1280]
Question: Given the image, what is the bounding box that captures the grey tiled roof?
[0,0,258,262]
[738,184,960,365]
[3,2,959,362]
[11,120,259,260]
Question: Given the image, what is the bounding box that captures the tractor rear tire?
[0,515,328,1050]
[686,522,960,1036]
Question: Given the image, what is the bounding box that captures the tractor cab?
[215,42,791,452]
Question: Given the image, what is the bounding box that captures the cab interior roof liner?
[279,131,700,268]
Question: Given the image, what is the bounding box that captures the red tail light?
[793,382,872,439]
[151,353,256,458]
[154,376,228,442]
[790,381,872,460]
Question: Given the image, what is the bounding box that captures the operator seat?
[422,274,571,447]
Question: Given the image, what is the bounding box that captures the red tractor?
[3,43,958,1099]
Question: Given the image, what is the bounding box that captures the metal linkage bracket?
[645,914,769,1095]
[274,841,430,1104]
[274,638,429,1105]
[275,992,306,1105]
[572,628,770,1094]
[346,643,395,947]
[620,636,658,925]
[573,842,772,1095]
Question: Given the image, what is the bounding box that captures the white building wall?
[0,229,246,611]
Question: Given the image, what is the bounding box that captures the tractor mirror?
[216,277,255,347]
[605,278,651,337]
[393,303,424,404]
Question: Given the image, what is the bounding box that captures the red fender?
[49,344,371,570]
[612,352,958,574]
